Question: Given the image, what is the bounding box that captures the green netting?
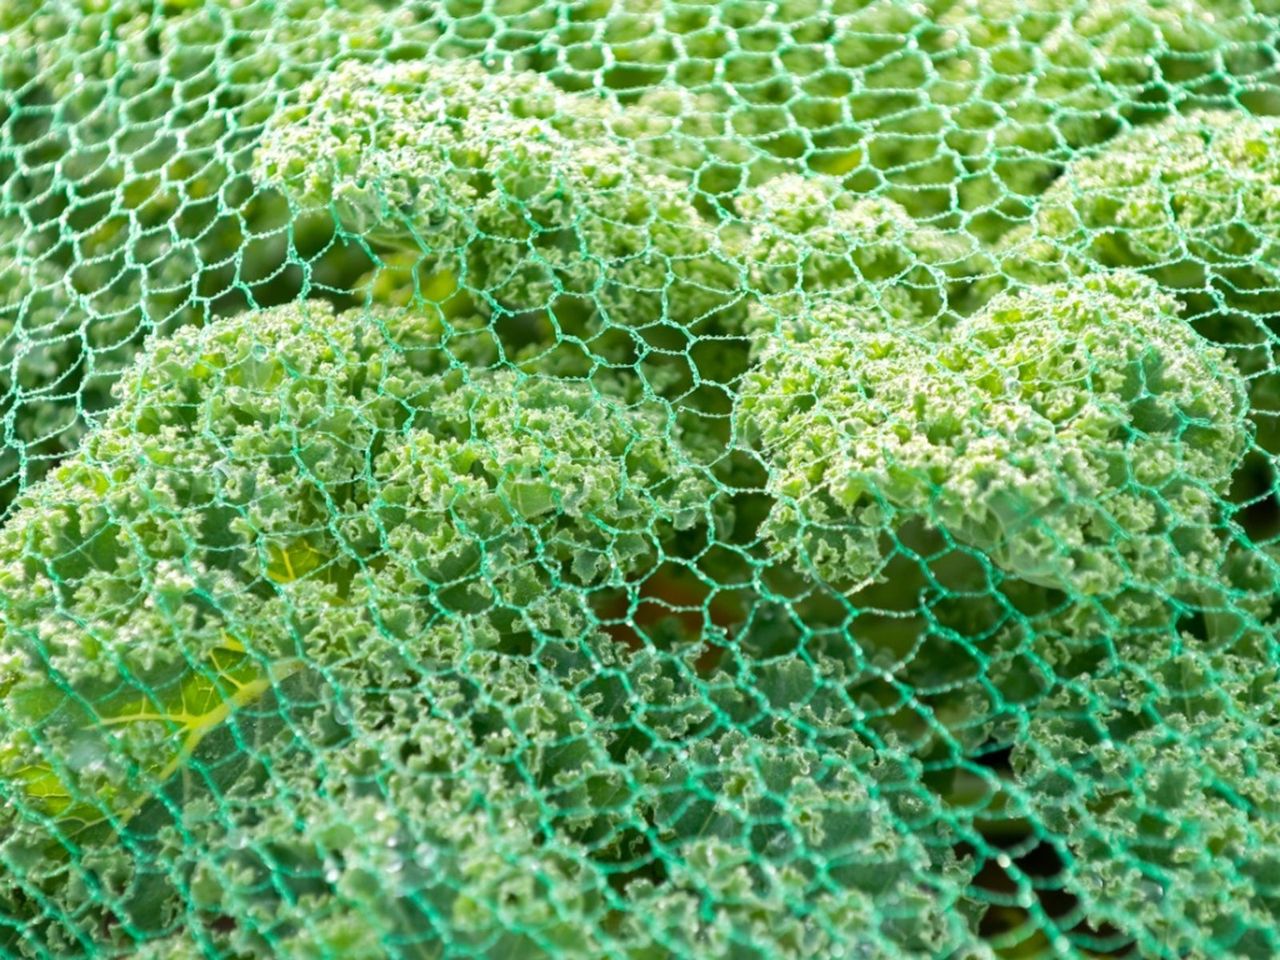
[1,1,1279,957]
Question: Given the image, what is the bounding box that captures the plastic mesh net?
[1,1,1279,957]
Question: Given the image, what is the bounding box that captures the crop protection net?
[1,1,1280,957]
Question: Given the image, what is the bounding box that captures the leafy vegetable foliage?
[1,2,1279,959]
